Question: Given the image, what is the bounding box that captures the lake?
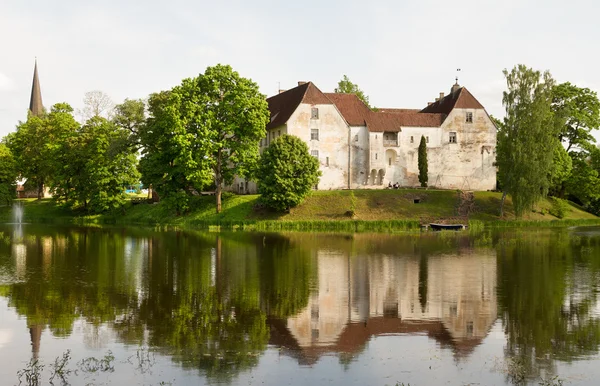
[1,224,600,385]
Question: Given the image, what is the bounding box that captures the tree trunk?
[500,191,507,218]
[37,179,44,200]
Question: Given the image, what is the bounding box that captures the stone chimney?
[298,81,307,86]
[439,92,445,100]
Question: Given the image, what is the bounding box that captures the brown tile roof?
[368,112,446,131]
[325,93,444,131]
[266,82,331,129]
[420,87,484,114]
[324,93,371,126]
[267,83,481,133]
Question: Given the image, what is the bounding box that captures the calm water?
[1,224,600,385]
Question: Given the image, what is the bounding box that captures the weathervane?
[456,68,461,84]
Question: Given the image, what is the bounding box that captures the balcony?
[383,139,398,147]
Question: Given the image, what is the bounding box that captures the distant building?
[232,81,496,193]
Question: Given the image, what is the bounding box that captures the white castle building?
[234,80,496,193]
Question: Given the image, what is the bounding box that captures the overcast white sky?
[1,0,599,139]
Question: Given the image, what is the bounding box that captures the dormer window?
[311,107,319,119]
[466,112,473,123]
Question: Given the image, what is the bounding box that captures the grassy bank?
[1,189,598,231]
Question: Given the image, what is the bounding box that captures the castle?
[233,80,497,193]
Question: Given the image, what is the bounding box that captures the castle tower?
[29,59,44,116]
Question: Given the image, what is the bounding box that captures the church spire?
[29,59,44,116]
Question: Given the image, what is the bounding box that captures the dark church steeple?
[29,59,44,116]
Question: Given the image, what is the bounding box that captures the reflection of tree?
[134,234,269,381]
[497,229,600,379]
[0,227,271,381]
[418,252,428,313]
[259,234,315,318]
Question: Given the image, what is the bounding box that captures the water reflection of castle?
[270,249,497,364]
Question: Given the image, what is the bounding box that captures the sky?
[1,0,600,139]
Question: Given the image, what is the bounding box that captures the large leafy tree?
[43,103,81,203]
[139,64,269,213]
[77,117,139,212]
[257,134,320,212]
[552,82,600,152]
[7,113,53,199]
[139,90,213,214]
[0,143,17,205]
[112,98,146,150]
[497,65,558,217]
[418,135,428,187]
[336,75,371,108]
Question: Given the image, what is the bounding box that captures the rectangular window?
[311,107,319,119]
[426,136,429,143]
[375,153,378,160]
[466,112,473,123]
[449,132,457,143]
[311,129,319,140]
[311,150,319,158]
[278,130,281,137]
[410,136,414,143]
[326,157,329,166]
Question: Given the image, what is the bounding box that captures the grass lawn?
[0,189,597,229]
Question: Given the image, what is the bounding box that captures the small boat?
[429,223,466,231]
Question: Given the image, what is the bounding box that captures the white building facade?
[233,81,496,193]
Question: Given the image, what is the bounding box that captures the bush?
[257,134,321,212]
[549,197,569,219]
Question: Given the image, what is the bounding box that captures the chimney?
[427,102,433,106]
[439,92,445,99]
[298,81,307,86]
[435,97,439,102]
[451,81,460,94]
[279,89,287,94]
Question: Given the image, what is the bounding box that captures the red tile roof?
[420,87,484,114]
[324,93,371,126]
[324,93,444,131]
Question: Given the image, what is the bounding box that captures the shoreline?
[2,189,599,232]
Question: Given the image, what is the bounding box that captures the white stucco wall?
[287,103,350,190]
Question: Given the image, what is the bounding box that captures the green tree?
[548,144,573,197]
[77,117,139,212]
[336,75,371,108]
[43,104,81,203]
[7,113,53,199]
[139,65,269,213]
[112,98,146,150]
[257,134,320,212]
[139,90,213,214]
[418,135,428,187]
[0,143,17,205]
[564,147,600,207]
[552,82,600,152]
[192,65,269,213]
[497,65,557,217]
